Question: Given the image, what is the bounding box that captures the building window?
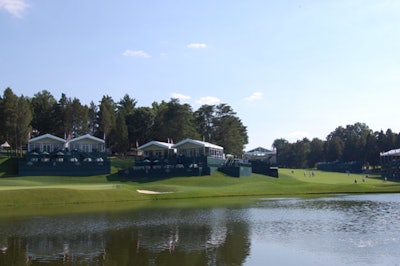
[82,144,90,152]
[42,143,52,152]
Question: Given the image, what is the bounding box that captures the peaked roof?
[68,134,105,143]
[380,148,400,157]
[244,146,276,156]
[137,141,173,150]
[28,133,66,143]
[1,141,10,148]
[172,138,223,150]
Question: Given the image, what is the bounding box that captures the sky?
[1,0,400,150]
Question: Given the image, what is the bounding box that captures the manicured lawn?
[0,156,399,209]
[0,167,399,209]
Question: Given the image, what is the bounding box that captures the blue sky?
[1,0,399,150]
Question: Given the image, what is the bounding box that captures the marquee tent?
[380,149,400,157]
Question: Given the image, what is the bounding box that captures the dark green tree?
[327,123,372,163]
[272,138,290,167]
[126,106,155,148]
[30,90,57,135]
[97,95,116,144]
[364,131,380,168]
[151,98,199,142]
[212,104,248,156]
[308,138,325,168]
[194,104,215,142]
[1,88,18,144]
[88,101,98,135]
[117,94,137,117]
[113,111,129,154]
[324,136,344,161]
[15,95,33,156]
[290,138,310,168]
[70,98,89,137]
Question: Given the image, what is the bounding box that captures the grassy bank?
[0,164,399,210]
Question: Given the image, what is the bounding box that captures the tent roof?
[246,146,274,153]
[137,141,173,150]
[172,138,223,150]
[380,148,400,157]
[28,133,66,143]
[244,146,276,157]
[68,134,105,144]
[1,141,10,148]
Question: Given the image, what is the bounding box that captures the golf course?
[0,156,399,211]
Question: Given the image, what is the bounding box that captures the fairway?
[281,168,390,185]
[0,183,118,191]
[0,168,399,209]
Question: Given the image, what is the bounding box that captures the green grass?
[109,156,135,173]
[0,156,18,176]
[0,156,399,210]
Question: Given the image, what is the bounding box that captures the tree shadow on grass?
[0,157,18,177]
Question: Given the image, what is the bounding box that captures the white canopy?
[172,138,223,150]
[137,141,173,151]
[380,148,400,157]
[1,141,10,148]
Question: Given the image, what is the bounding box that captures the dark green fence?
[18,160,111,176]
[249,160,279,177]
[317,161,362,174]
[19,151,110,176]
[117,156,225,179]
[218,163,252,177]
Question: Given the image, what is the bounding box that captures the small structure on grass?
[27,133,66,153]
[118,138,227,179]
[67,134,106,153]
[380,148,400,179]
[0,141,11,155]
[172,138,224,159]
[19,133,110,176]
[137,141,174,159]
[243,147,278,177]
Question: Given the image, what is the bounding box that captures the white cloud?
[244,92,264,102]
[196,96,221,105]
[171,93,191,101]
[0,0,29,18]
[122,49,151,58]
[187,43,207,49]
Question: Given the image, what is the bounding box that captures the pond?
[0,194,399,265]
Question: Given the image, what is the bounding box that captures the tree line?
[1,87,398,167]
[272,122,400,169]
[0,88,248,156]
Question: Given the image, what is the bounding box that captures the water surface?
[0,194,398,265]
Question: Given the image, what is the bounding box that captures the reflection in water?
[0,207,250,265]
[0,194,399,265]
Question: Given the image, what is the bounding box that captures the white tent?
[1,141,10,148]
[380,149,400,157]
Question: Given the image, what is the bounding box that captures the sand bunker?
[136,189,173,194]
